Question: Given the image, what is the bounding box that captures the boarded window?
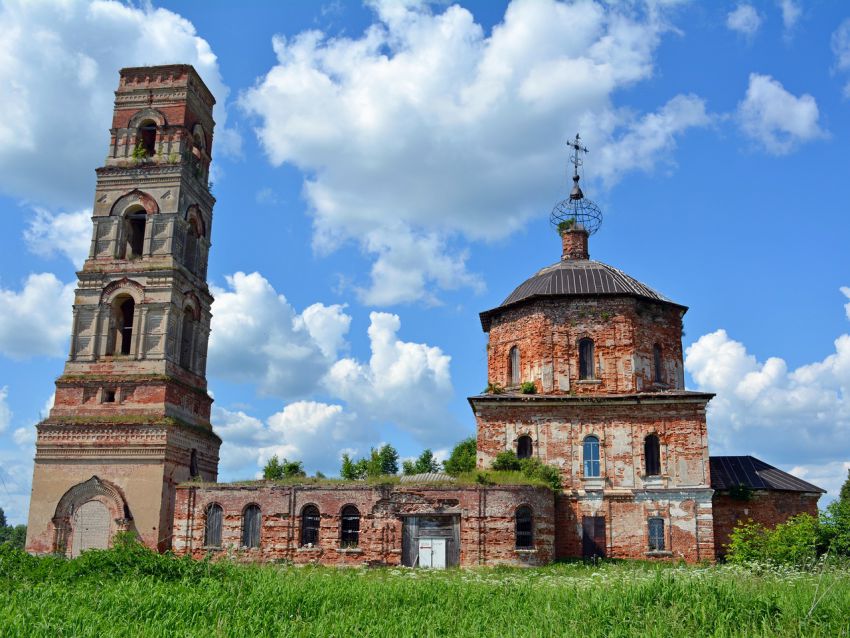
[648,518,665,551]
[653,344,663,383]
[340,505,360,548]
[644,434,661,476]
[242,504,261,548]
[515,506,533,549]
[516,435,532,460]
[204,504,222,548]
[579,338,594,380]
[508,346,520,386]
[301,505,320,547]
[583,436,600,477]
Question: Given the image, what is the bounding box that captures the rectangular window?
[648,518,665,551]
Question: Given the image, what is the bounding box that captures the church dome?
[479,258,683,331]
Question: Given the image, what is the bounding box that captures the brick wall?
[172,483,555,567]
[712,490,821,559]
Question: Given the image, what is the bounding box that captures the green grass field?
[1,544,848,637]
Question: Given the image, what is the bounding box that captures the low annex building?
[25,65,824,566]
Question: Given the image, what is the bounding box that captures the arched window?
[179,308,195,370]
[515,506,533,549]
[579,338,594,380]
[301,505,320,547]
[508,346,520,386]
[138,121,157,157]
[107,296,135,356]
[516,435,533,460]
[184,218,199,273]
[189,449,199,478]
[123,208,147,259]
[653,344,663,384]
[340,505,360,548]
[204,503,222,548]
[242,504,261,549]
[648,517,665,551]
[583,435,600,478]
[644,434,661,477]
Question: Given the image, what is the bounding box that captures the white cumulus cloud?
[24,208,91,269]
[832,19,850,98]
[0,273,75,359]
[777,0,801,33]
[726,4,762,37]
[241,0,710,305]
[0,0,238,209]
[736,73,826,154]
[685,288,850,501]
[0,387,11,434]
[208,271,351,399]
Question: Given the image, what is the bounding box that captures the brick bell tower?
[25,65,221,555]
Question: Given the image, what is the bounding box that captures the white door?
[418,537,446,569]
[71,500,110,557]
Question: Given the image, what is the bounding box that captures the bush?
[492,451,522,472]
[726,514,820,566]
[520,382,536,394]
[820,499,850,556]
[443,438,477,476]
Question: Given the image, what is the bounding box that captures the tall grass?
[1,543,848,637]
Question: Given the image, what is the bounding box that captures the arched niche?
[51,476,132,556]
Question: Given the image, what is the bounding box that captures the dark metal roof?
[479,259,684,331]
[710,456,825,493]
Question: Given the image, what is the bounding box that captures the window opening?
[180,308,194,370]
[648,518,665,551]
[644,434,661,477]
[103,389,116,403]
[204,504,222,548]
[189,449,199,478]
[184,219,199,272]
[583,436,600,477]
[508,346,520,386]
[340,505,360,548]
[301,505,320,547]
[242,504,261,549]
[579,338,595,380]
[139,122,156,157]
[107,296,135,357]
[125,210,146,259]
[516,435,533,460]
[515,506,533,549]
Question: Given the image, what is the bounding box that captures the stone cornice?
[468,391,714,409]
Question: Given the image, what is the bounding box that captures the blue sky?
[0,0,848,524]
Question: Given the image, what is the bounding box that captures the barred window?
[583,436,600,478]
[301,505,320,547]
[515,506,533,549]
[644,434,661,477]
[340,505,360,548]
[579,338,594,380]
[648,518,665,551]
[204,503,222,548]
[242,504,261,549]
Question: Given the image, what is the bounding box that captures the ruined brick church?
[25,65,823,566]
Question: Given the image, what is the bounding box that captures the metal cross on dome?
[567,133,589,179]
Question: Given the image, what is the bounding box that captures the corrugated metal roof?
[399,472,455,483]
[709,456,825,493]
[479,259,683,331]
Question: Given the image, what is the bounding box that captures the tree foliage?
[443,438,477,476]
[0,509,26,550]
[840,468,850,506]
[402,449,441,475]
[340,445,399,480]
[262,455,306,480]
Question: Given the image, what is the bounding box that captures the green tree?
[378,444,400,475]
[443,438,477,476]
[840,468,850,506]
[403,449,441,475]
[0,508,6,529]
[262,455,306,480]
[492,450,521,472]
